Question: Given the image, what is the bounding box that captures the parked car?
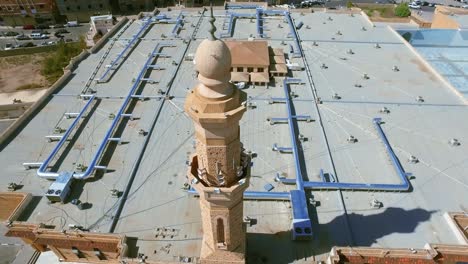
[16,34,31,40]
[4,43,14,50]
[422,1,429,6]
[65,38,73,42]
[463,4,468,8]
[30,32,48,39]
[20,42,35,48]
[55,29,69,34]
[409,3,422,8]
[36,24,50,29]
[5,31,19,36]
[413,0,422,4]
[65,21,79,27]
[23,24,35,30]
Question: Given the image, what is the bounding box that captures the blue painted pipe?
[37,95,96,179]
[256,8,263,38]
[97,17,154,83]
[221,12,255,38]
[73,42,173,180]
[284,12,302,58]
[171,12,184,37]
[226,4,262,9]
[277,118,410,192]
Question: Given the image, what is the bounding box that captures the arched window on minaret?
[216,218,226,249]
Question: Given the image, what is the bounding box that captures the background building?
[0,0,57,26]
[226,40,286,85]
[55,0,111,22]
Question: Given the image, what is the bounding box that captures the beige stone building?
[0,0,57,26]
[225,40,287,86]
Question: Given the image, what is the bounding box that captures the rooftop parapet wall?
[328,244,468,263]
[0,192,32,222]
[444,212,468,245]
[5,222,127,262]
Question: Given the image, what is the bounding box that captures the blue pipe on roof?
[72,42,173,180]
[282,78,313,239]
[221,12,255,38]
[97,17,154,83]
[171,12,184,37]
[277,118,410,192]
[256,8,263,38]
[284,11,302,58]
[226,3,263,9]
[37,95,96,179]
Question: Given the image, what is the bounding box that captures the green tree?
[394,3,411,17]
[346,1,354,8]
[41,38,85,83]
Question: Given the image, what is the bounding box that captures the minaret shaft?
[184,8,249,263]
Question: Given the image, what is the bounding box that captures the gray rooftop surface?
[0,8,467,263]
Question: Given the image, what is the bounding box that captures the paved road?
[0,24,89,50]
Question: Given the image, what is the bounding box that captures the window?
[237,67,243,72]
[88,4,91,9]
[247,67,253,72]
[258,68,264,72]
[216,218,226,248]
[230,67,233,72]
[99,3,103,8]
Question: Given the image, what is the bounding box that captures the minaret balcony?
[187,154,250,205]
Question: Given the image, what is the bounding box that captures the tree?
[346,1,354,8]
[394,3,411,17]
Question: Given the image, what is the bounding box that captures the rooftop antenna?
[208,1,217,41]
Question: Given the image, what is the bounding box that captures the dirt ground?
[0,53,51,93]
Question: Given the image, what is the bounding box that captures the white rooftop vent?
[370,199,382,208]
[347,135,358,143]
[408,155,419,163]
[416,96,424,103]
[332,93,341,100]
[392,65,400,72]
[449,138,460,146]
[379,107,390,114]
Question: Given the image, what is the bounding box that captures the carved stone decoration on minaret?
[184,4,250,264]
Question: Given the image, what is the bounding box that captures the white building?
[90,14,114,36]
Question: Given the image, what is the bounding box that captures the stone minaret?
[185,6,250,264]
